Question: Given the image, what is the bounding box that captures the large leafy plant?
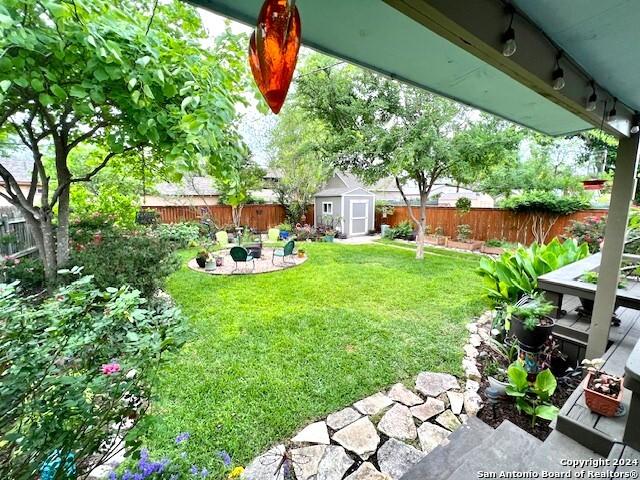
[505,361,559,428]
[477,238,589,304]
[0,272,187,479]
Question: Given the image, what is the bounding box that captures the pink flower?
[101,363,121,375]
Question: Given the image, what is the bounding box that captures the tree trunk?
[56,187,71,267]
[416,193,428,260]
[40,216,58,285]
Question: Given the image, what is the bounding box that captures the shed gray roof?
[316,171,373,197]
[0,145,34,184]
[155,176,220,196]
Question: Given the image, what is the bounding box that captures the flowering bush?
[565,215,606,253]
[0,271,187,479]
[109,433,241,480]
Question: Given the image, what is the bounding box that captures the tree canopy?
[293,54,520,258]
[0,0,247,282]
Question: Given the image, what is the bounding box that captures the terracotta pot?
[584,373,624,417]
[297,251,305,258]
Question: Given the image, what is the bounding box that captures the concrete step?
[608,443,640,475]
[445,420,542,480]
[400,417,494,480]
[529,430,608,475]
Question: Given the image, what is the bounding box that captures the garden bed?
[474,343,580,441]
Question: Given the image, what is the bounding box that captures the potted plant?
[581,358,624,417]
[505,294,556,352]
[278,223,292,240]
[324,229,336,242]
[446,224,483,251]
[297,248,306,258]
[196,250,208,268]
[205,257,216,272]
[485,361,509,397]
[215,255,224,267]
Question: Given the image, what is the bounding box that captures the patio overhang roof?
[190,0,639,138]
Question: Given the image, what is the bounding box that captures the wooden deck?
[553,300,640,456]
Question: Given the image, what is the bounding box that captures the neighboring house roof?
[155,176,220,197]
[316,171,374,197]
[0,145,35,184]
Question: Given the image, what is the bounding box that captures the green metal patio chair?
[230,246,255,273]
[272,240,296,265]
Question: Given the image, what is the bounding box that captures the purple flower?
[190,465,199,475]
[108,472,117,480]
[122,471,133,480]
[201,468,209,478]
[217,450,232,467]
[176,432,191,444]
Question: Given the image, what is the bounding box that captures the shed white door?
[350,200,369,236]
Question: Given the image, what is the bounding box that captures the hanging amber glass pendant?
[249,0,301,114]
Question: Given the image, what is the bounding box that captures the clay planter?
[297,251,305,258]
[482,245,505,255]
[425,235,447,246]
[584,373,624,417]
[447,239,483,251]
[511,315,555,352]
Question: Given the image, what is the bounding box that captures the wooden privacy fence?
[147,204,315,231]
[0,207,37,258]
[376,206,609,244]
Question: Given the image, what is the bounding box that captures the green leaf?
[69,85,88,98]
[131,90,140,104]
[38,93,54,106]
[94,69,109,81]
[136,56,151,68]
[0,79,11,92]
[506,361,529,391]
[128,77,138,90]
[51,84,67,100]
[142,84,154,99]
[533,369,557,400]
[535,404,559,421]
[126,331,139,342]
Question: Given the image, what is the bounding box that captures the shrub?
[0,256,45,292]
[383,220,414,240]
[500,191,590,215]
[136,209,160,226]
[456,224,472,241]
[71,230,180,299]
[476,238,589,305]
[154,222,201,248]
[565,215,606,253]
[455,197,472,215]
[0,273,187,479]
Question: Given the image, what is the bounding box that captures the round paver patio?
[187,247,308,275]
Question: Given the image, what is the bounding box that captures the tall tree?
[295,56,519,258]
[0,0,247,283]
[217,157,265,227]
[269,105,332,224]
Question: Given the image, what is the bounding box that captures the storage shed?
[314,172,375,237]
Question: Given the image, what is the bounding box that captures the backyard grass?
[146,242,486,468]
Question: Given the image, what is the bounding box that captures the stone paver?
[326,407,362,430]
[377,404,417,441]
[317,445,354,480]
[292,421,330,444]
[410,397,445,422]
[332,417,380,460]
[387,383,424,407]
[241,445,286,480]
[377,438,425,480]
[446,391,464,415]
[353,392,394,415]
[436,410,462,431]
[187,249,307,276]
[465,379,480,393]
[291,445,327,480]
[417,422,451,454]
[345,462,392,480]
[415,372,459,397]
[464,390,483,416]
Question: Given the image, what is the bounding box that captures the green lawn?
[146,242,486,468]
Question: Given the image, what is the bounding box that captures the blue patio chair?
[272,240,296,265]
[230,246,255,273]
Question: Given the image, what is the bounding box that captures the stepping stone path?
[241,368,483,480]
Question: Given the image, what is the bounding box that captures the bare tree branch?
[68,122,108,150]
